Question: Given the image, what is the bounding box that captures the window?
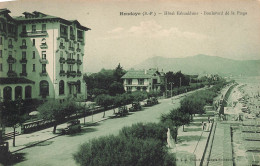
[0,50,2,58]
[22,52,26,59]
[77,43,80,48]
[42,51,46,59]
[22,39,26,46]
[25,86,32,99]
[8,64,12,71]
[40,80,49,97]
[127,79,132,85]
[22,25,26,32]
[8,39,12,45]
[0,37,2,45]
[33,51,35,59]
[126,87,132,92]
[60,63,63,71]
[70,26,73,35]
[68,53,73,59]
[60,51,63,58]
[32,25,36,32]
[3,86,12,101]
[42,64,46,73]
[59,80,64,95]
[69,64,73,71]
[0,63,2,71]
[77,30,83,39]
[77,64,80,71]
[77,81,81,93]
[33,64,35,72]
[42,24,46,31]
[33,39,35,46]
[77,54,79,60]
[138,79,144,85]
[22,64,26,73]
[15,86,22,100]
[60,39,64,46]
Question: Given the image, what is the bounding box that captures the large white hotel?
[0,9,90,101]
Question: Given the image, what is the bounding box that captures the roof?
[0,8,10,14]
[0,77,35,85]
[11,10,90,31]
[121,69,163,79]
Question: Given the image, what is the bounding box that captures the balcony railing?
[40,44,48,49]
[20,45,27,49]
[60,33,68,40]
[59,70,66,76]
[77,37,84,42]
[59,45,65,49]
[76,48,81,52]
[20,31,48,37]
[68,47,75,51]
[76,59,82,65]
[39,72,47,77]
[8,45,13,49]
[20,58,27,63]
[59,57,66,63]
[39,59,48,64]
[76,70,82,77]
[67,71,77,78]
[7,56,16,63]
[7,71,17,77]
[66,58,76,64]
[20,72,28,77]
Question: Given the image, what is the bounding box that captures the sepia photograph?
[0,0,259,165]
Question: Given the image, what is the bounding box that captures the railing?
[7,71,17,77]
[59,45,65,49]
[39,72,47,77]
[7,56,16,63]
[70,34,75,40]
[39,59,48,64]
[60,33,68,40]
[67,71,77,77]
[59,57,66,63]
[20,58,27,63]
[59,70,66,76]
[20,72,28,77]
[77,37,84,42]
[8,45,13,49]
[20,45,27,49]
[20,31,47,37]
[76,59,82,65]
[69,47,75,51]
[77,71,82,77]
[76,48,81,52]
[40,44,48,49]
[66,58,76,64]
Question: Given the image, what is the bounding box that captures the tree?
[160,108,190,142]
[38,100,77,134]
[1,100,26,147]
[108,82,125,96]
[94,94,113,118]
[180,96,206,119]
[114,63,126,83]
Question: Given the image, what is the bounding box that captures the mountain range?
[132,54,260,76]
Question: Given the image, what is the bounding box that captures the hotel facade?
[0,9,90,101]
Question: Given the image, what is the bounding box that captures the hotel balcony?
[59,70,66,77]
[76,70,82,77]
[7,56,16,63]
[20,72,28,77]
[66,58,76,64]
[59,57,66,63]
[39,72,48,77]
[20,58,27,64]
[59,45,65,49]
[77,37,84,42]
[70,34,75,40]
[39,59,48,64]
[76,48,81,52]
[20,31,48,37]
[20,45,27,49]
[76,59,82,65]
[67,71,77,78]
[69,47,75,51]
[8,45,13,49]
[40,44,48,49]
[7,71,17,77]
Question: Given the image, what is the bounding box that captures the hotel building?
[0,9,90,101]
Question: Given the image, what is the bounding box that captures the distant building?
[121,68,165,92]
[0,9,90,101]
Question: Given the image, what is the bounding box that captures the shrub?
[73,135,175,166]
[119,123,168,145]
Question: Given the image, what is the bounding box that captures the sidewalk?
[8,106,120,153]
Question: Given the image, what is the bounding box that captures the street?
[13,97,181,166]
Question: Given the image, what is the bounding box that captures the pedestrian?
[202,121,204,130]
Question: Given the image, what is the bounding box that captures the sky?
[1,0,260,72]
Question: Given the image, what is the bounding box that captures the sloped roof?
[121,69,162,79]
[0,8,10,14]
[0,77,35,85]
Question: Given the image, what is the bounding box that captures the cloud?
[104,20,208,40]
